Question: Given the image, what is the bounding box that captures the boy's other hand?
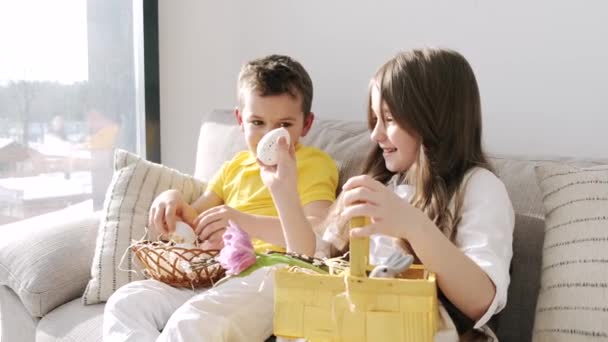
[259,136,297,191]
[199,230,225,250]
[148,189,190,238]
[194,205,246,242]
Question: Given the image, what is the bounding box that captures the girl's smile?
[370,85,420,173]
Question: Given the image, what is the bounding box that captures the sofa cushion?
[494,213,545,341]
[83,149,206,305]
[194,110,247,182]
[489,156,608,341]
[0,207,100,318]
[36,297,104,342]
[532,163,608,341]
[489,156,546,219]
[488,156,548,341]
[301,118,371,191]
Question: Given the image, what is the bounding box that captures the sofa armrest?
[0,285,38,342]
[0,208,100,318]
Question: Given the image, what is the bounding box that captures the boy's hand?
[259,136,297,192]
[148,189,194,238]
[193,205,247,245]
[199,233,225,250]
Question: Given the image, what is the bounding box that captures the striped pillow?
[83,149,206,305]
[533,164,608,341]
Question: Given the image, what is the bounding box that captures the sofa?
[1,109,606,342]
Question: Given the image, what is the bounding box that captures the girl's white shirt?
[384,167,514,329]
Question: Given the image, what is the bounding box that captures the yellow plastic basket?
[274,218,439,342]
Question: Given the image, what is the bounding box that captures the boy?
[103,54,338,341]
[149,54,337,256]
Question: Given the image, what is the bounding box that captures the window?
[0,0,159,224]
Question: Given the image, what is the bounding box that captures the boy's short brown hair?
[237,55,313,118]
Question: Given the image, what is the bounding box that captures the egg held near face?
[256,127,291,166]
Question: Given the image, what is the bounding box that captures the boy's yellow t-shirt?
[207,144,338,253]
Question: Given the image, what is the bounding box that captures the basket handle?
[349,217,370,277]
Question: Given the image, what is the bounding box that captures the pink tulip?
[217,221,256,275]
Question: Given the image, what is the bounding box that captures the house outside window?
[0,0,159,225]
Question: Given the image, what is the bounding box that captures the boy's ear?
[234,107,244,131]
[301,112,315,136]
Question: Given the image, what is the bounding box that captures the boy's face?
[235,90,314,156]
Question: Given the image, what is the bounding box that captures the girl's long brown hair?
[363,48,491,239]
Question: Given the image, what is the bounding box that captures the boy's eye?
[251,120,264,126]
[279,122,292,128]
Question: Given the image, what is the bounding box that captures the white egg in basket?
[256,127,291,166]
[170,221,197,248]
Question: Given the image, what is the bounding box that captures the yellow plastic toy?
[274,217,439,342]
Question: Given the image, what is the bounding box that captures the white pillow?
[0,209,100,317]
[532,163,608,341]
[83,149,206,305]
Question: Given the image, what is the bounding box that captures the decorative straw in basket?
[132,241,225,289]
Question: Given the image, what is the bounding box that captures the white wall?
[159,0,608,173]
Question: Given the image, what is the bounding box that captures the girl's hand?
[193,205,248,246]
[340,175,429,240]
[258,136,298,193]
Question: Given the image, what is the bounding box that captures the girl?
[329,48,514,340]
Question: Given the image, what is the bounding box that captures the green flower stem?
[214,252,328,288]
[237,253,328,278]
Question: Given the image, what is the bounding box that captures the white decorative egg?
[256,127,291,166]
[170,221,197,247]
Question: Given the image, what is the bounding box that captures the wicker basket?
[273,218,439,342]
[132,241,225,288]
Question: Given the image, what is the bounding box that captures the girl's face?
[236,90,313,156]
[370,85,420,173]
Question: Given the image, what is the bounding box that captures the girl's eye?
[384,115,394,122]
